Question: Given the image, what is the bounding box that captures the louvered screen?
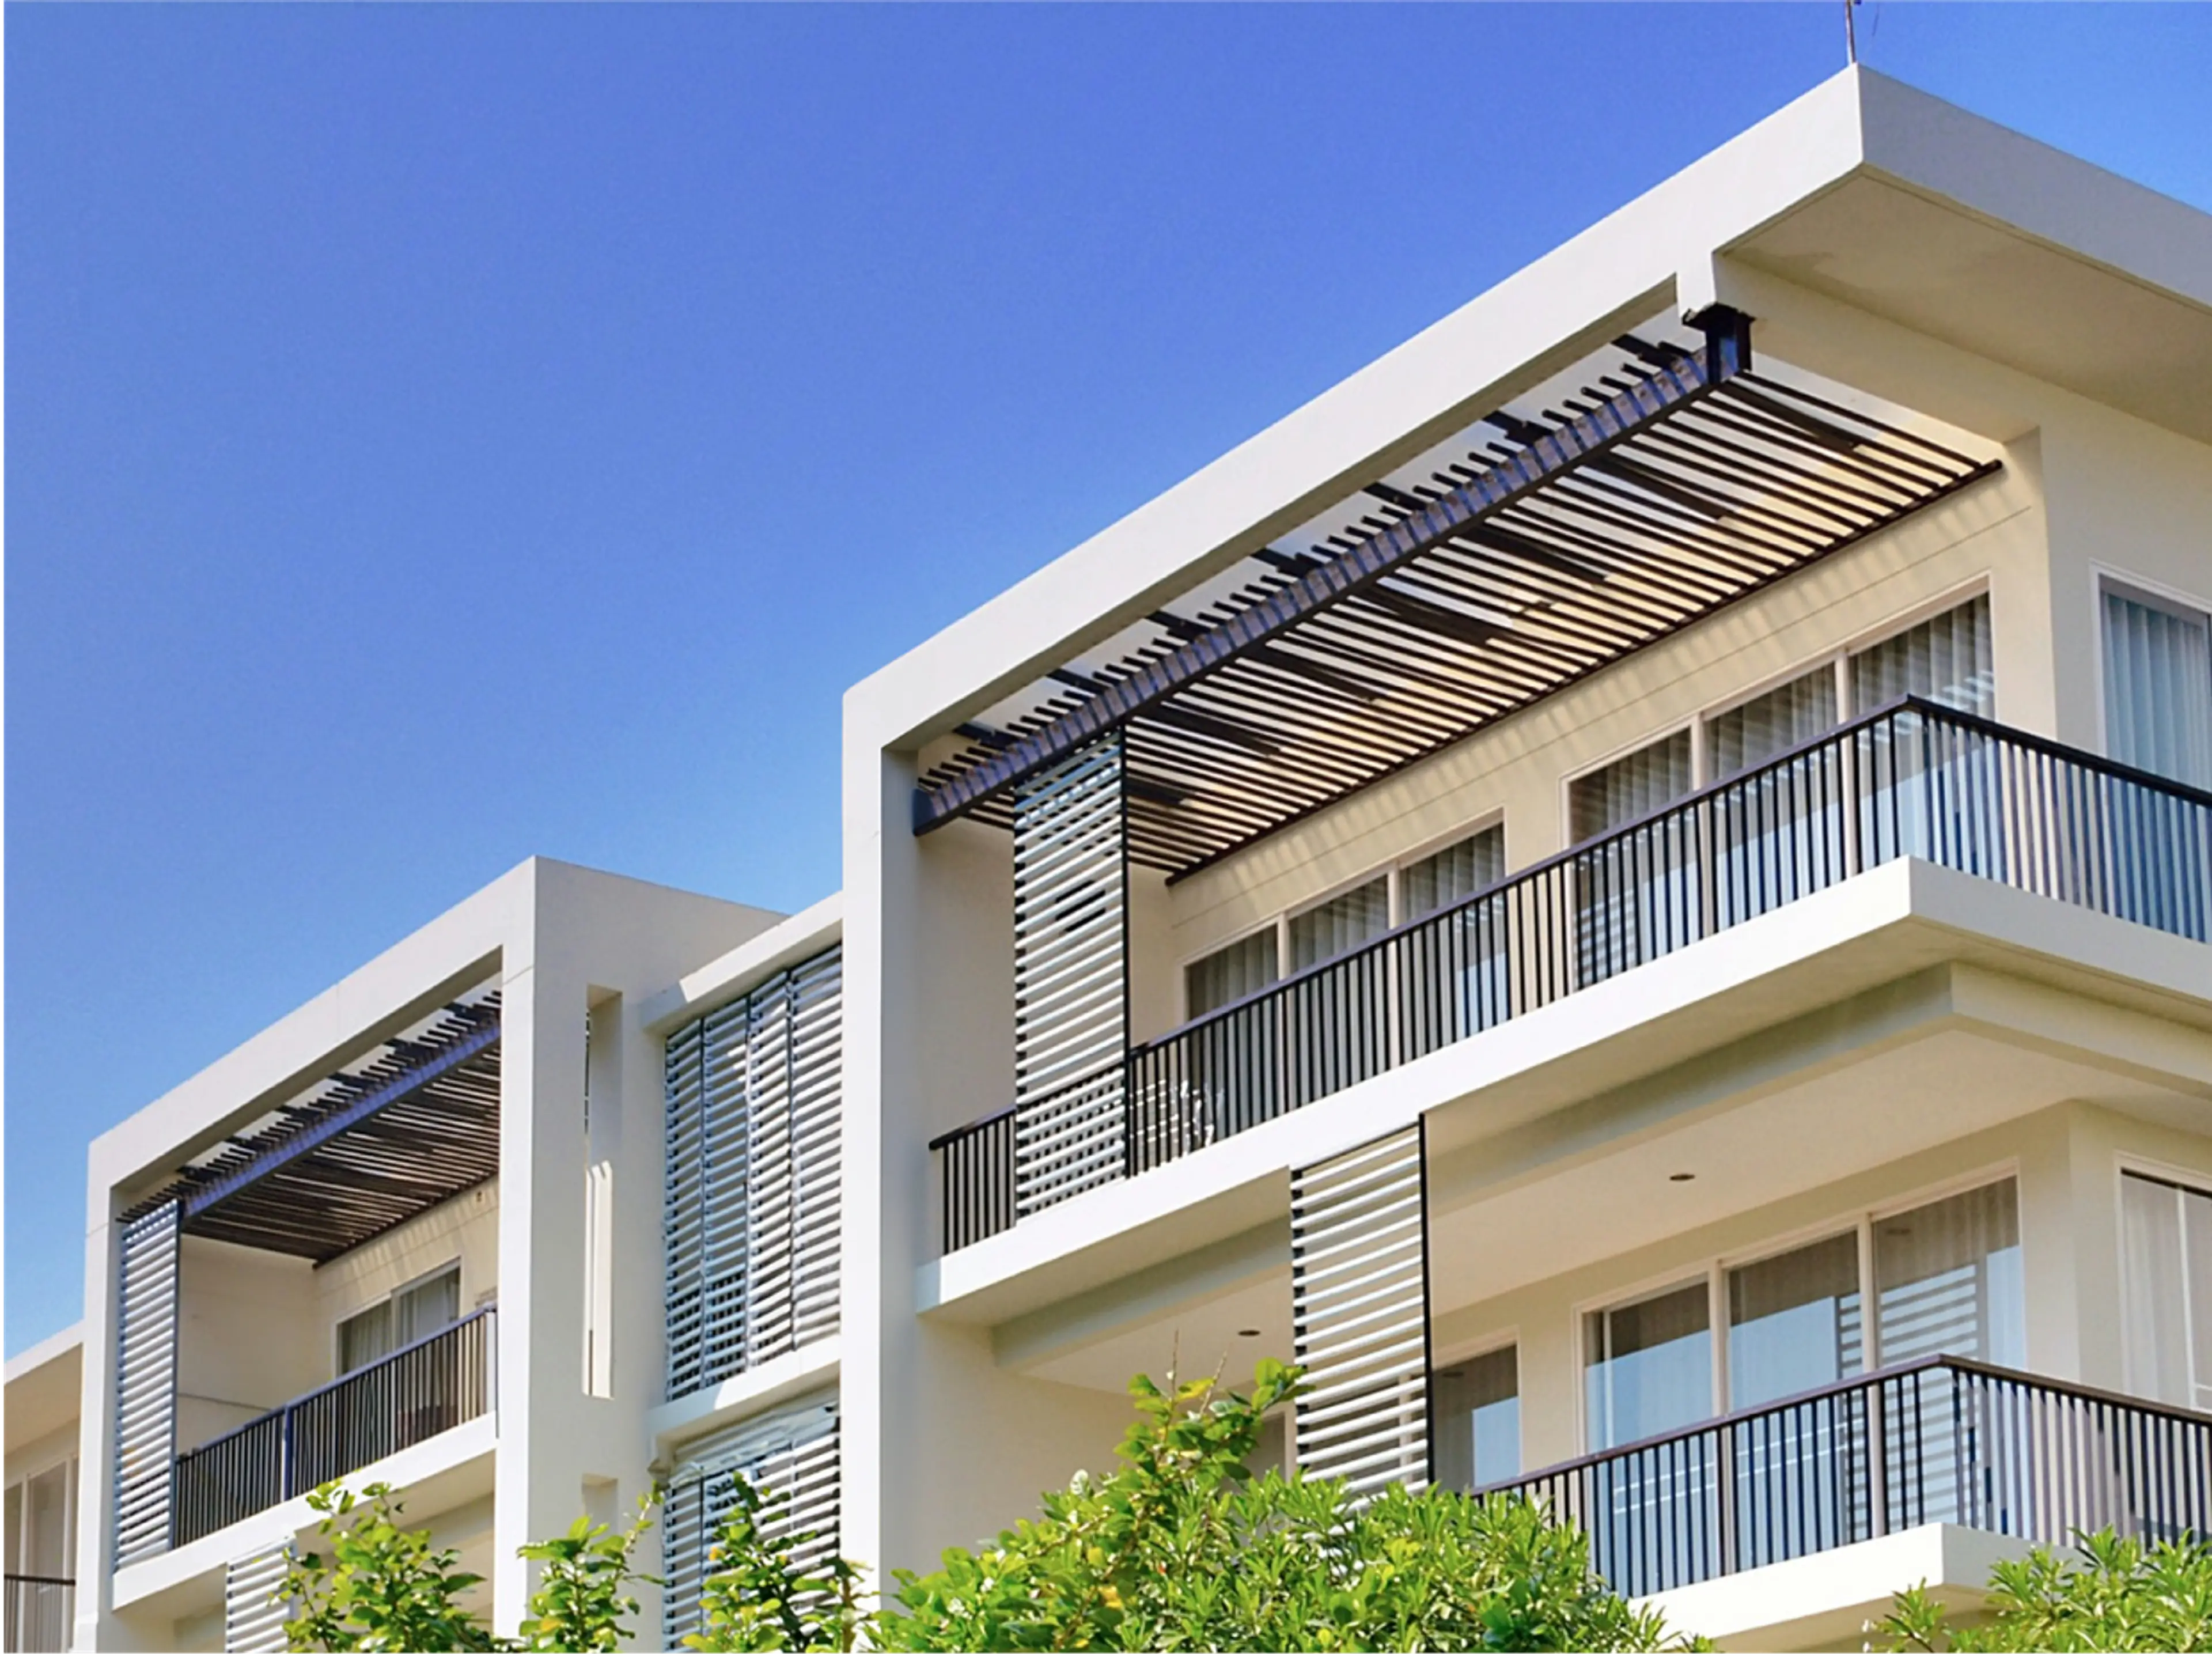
[1291,1124,1432,1500]
[664,947,843,1402]
[113,1200,181,1564]
[224,1546,292,1652]
[662,1396,840,1649]
[1012,734,1128,1217]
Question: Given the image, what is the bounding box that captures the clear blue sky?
[9,4,2210,1353]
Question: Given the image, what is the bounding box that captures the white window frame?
[1571,1163,2021,1452]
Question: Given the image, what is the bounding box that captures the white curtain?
[1571,729,1694,842]
[2104,588,2212,789]
[2122,1171,2212,1409]
[1709,667,1839,779]
[1288,876,1389,969]
[1185,928,1277,1017]
[1402,825,1505,918]
[1850,595,1995,716]
[1872,1178,2023,1366]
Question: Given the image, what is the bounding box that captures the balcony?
[171,1308,494,1548]
[1483,1356,2211,1600]
[2,1576,71,1654]
[934,697,2212,1250]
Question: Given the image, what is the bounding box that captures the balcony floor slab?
[1642,1521,2035,1651]
[109,1414,496,1622]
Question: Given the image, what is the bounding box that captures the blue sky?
[9,4,2210,1353]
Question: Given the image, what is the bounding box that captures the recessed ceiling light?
[1669,1172,1696,1183]
[1237,1328,1262,1338]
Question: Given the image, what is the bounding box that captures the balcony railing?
[935,697,2212,1250]
[3,1576,73,1654]
[172,1307,494,1549]
[1483,1356,2211,1600]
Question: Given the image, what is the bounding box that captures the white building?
[9,66,2211,1653]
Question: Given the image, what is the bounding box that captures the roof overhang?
[915,306,1999,876]
[134,989,502,1262]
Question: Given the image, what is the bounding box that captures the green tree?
[513,1497,661,1651]
[281,1482,497,1652]
[872,1361,1697,1653]
[1875,1527,2212,1652]
[282,1482,660,1652]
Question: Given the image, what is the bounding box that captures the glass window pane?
[1570,731,1693,843]
[1849,595,1995,717]
[396,1267,461,1347]
[1707,669,1839,781]
[1185,930,1278,1019]
[2104,588,2212,789]
[1728,1232,1862,1409]
[2122,1172,2191,1406]
[1287,877,1389,971]
[1403,826,1505,919]
[1433,1345,1519,1492]
[1874,1179,2022,1367]
[339,1301,392,1374]
[1585,1281,1712,1449]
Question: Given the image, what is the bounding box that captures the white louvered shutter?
[662,1396,840,1648]
[225,1546,293,1652]
[1012,735,1129,1217]
[665,947,842,1402]
[113,1201,181,1564]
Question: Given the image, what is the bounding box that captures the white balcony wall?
[173,1240,317,1454]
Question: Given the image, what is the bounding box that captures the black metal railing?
[172,1307,494,1548]
[934,697,2212,1250]
[3,1576,73,1654]
[1480,1356,2212,1600]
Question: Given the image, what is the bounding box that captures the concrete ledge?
[646,1338,842,1460]
[642,895,843,1035]
[1643,1521,2033,1651]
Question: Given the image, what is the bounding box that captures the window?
[1287,877,1389,971]
[2104,585,2212,789]
[1433,1344,1519,1491]
[2122,1170,2212,1411]
[1849,593,1994,717]
[1585,1281,1712,1449]
[338,1265,460,1375]
[1570,729,1694,844]
[1582,1178,2024,1449]
[1727,1231,1863,1409]
[1402,826,1505,919]
[1707,667,1838,781]
[1873,1178,2022,1367]
[1185,929,1278,1019]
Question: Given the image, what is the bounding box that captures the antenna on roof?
[1846,0,1860,65]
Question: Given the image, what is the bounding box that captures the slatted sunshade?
[134,990,502,1262]
[914,306,2000,878]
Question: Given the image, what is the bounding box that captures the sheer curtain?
[1288,876,1389,970]
[1185,929,1278,1018]
[1402,826,1505,918]
[2122,1171,2212,1410]
[1728,1231,1863,1409]
[2104,588,2212,789]
[1709,668,1839,779]
[1850,595,1995,716]
[1873,1179,2024,1366]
